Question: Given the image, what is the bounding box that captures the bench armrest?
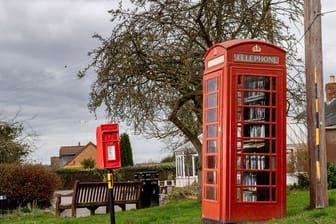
[55,192,73,205]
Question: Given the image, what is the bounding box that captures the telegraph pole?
[304,0,328,208]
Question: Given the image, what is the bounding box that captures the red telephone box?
[202,39,286,223]
[96,123,121,169]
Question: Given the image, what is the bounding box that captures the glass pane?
[206,187,216,200]
[207,156,217,168]
[264,155,270,169]
[237,140,242,151]
[207,125,217,137]
[272,77,276,90]
[257,171,270,185]
[272,171,276,185]
[272,140,276,153]
[207,109,217,122]
[243,139,266,151]
[272,124,276,137]
[245,107,266,120]
[207,78,218,92]
[257,188,270,201]
[237,188,241,201]
[243,191,257,202]
[243,154,266,170]
[272,187,276,201]
[237,108,242,121]
[237,172,241,184]
[242,173,257,190]
[207,140,217,153]
[237,126,242,138]
[207,171,216,184]
[272,93,276,106]
[244,92,265,103]
[272,156,276,169]
[237,156,241,169]
[207,94,217,107]
[250,125,265,138]
[244,76,270,90]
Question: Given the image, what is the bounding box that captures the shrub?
[163,183,198,204]
[297,172,310,189]
[80,158,96,169]
[328,163,336,189]
[0,163,61,209]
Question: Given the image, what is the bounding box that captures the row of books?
[243,155,266,170]
[241,173,257,191]
[246,107,266,120]
[250,125,265,138]
[244,78,267,90]
[242,191,257,202]
[236,189,258,202]
[237,125,266,139]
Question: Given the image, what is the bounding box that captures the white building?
[174,140,199,187]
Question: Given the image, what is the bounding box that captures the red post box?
[202,40,287,223]
[96,123,121,169]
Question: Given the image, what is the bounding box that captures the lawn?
[1,190,336,224]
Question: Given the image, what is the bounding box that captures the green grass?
[2,190,336,224]
[0,200,201,224]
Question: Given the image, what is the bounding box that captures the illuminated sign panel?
[208,55,225,67]
[234,54,279,64]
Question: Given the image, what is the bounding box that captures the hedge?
[56,163,176,189]
[0,163,61,209]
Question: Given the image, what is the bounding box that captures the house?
[50,142,98,169]
[325,75,336,162]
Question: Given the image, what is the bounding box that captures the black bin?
[134,171,160,208]
[0,195,8,215]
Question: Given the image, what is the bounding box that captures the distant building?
[50,142,98,169]
[174,140,199,187]
[325,75,336,163]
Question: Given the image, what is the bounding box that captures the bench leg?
[55,208,64,217]
[88,206,98,215]
[136,202,141,209]
[71,206,76,217]
[117,204,126,211]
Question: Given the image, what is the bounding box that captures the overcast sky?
[0,0,169,164]
[0,1,336,165]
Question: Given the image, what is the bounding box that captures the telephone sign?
[96,123,121,169]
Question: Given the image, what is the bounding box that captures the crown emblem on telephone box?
[252,44,262,53]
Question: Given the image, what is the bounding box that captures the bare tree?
[79,0,304,155]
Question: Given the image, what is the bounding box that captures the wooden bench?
[113,181,142,211]
[55,180,142,217]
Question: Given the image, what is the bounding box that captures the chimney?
[326,75,336,102]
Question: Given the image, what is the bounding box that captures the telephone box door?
[230,68,286,221]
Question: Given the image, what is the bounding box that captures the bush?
[163,183,198,204]
[296,172,310,189]
[328,163,336,189]
[80,158,96,169]
[0,164,61,209]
